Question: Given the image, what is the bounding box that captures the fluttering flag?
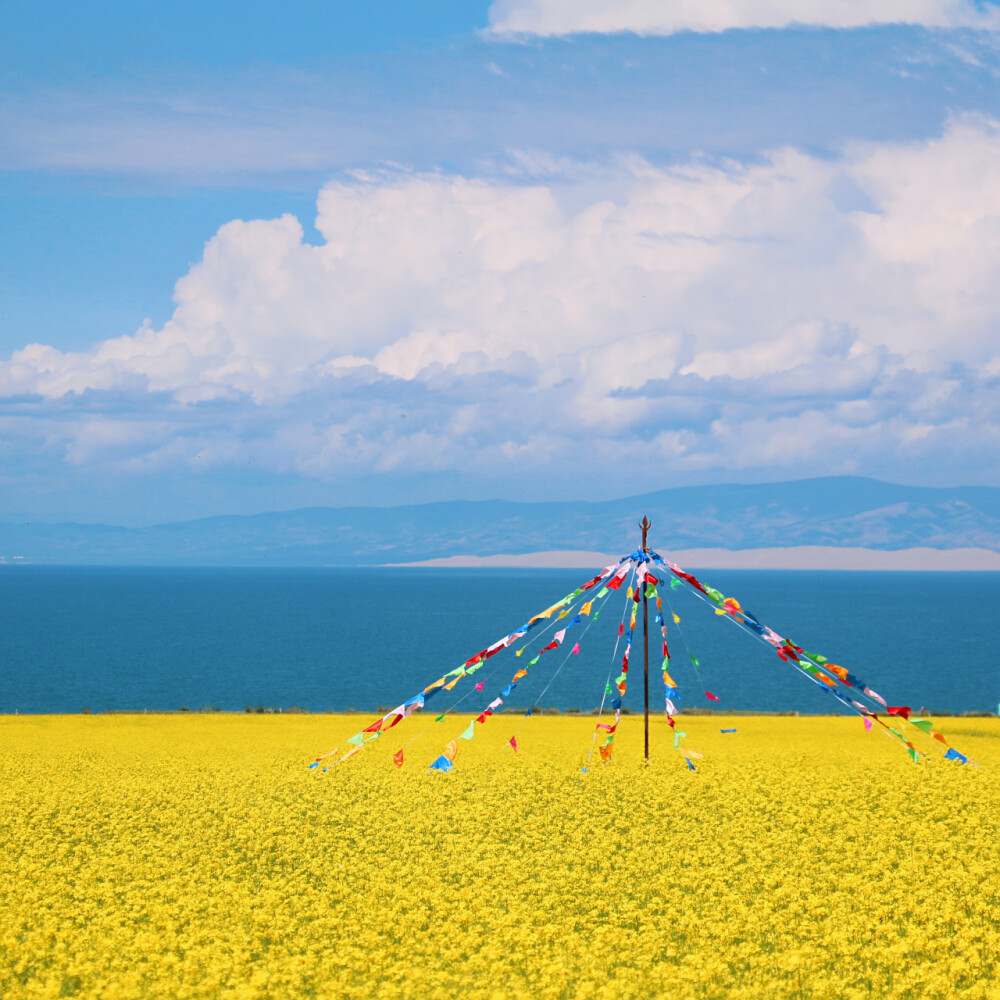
[571,643,580,654]
[672,613,681,624]
[686,758,696,771]
[445,740,458,761]
[475,682,484,690]
[393,749,404,768]
[865,687,888,706]
[720,729,737,734]
[430,756,453,772]
[310,746,339,768]
[435,713,446,722]
[863,717,873,732]
[460,722,476,740]
[887,706,911,720]
[944,748,968,764]
[508,735,518,754]
[554,629,567,644]
[705,691,720,701]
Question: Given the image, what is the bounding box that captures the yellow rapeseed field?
[1,713,998,999]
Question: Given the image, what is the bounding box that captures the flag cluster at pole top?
[309,545,971,774]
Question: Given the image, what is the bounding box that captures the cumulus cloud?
[486,0,1000,37]
[3,119,1000,495]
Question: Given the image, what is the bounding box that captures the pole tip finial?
[639,515,651,549]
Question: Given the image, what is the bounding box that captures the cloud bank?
[487,0,1000,36]
[3,119,1000,498]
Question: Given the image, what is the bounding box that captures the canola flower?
[1,713,998,999]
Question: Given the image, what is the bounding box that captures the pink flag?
[508,735,518,754]
[863,717,873,732]
[705,691,720,701]
[571,643,580,654]
[475,682,484,690]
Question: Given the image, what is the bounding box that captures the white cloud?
[487,0,1000,36]
[3,119,1000,492]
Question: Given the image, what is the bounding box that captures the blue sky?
[3,1,1000,523]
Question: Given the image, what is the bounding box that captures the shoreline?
[393,545,1000,571]
[3,708,996,718]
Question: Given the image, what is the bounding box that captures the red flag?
[475,681,484,690]
[887,706,911,719]
[508,735,518,754]
[393,749,404,768]
[543,641,559,652]
[705,691,720,702]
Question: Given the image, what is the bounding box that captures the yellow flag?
[672,613,680,624]
[580,601,593,616]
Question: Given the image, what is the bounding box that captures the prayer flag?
[705,691,720,701]
[430,756,453,772]
[445,740,458,761]
[571,643,580,654]
[460,722,476,740]
[865,687,887,706]
[508,735,518,754]
[863,717,873,732]
[475,682,484,690]
[393,749,404,768]
[944,748,968,764]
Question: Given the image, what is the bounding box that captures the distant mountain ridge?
[2,477,999,566]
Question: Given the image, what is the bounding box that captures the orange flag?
[393,749,404,768]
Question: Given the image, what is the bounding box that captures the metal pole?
[640,516,651,762]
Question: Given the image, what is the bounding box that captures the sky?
[3,0,1000,524]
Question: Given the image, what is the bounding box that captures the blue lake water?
[1,566,997,716]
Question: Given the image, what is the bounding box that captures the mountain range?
[2,477,999,566]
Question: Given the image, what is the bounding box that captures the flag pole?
[640,515,651,763]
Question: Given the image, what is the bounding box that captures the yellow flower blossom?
[1,713,997,999]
